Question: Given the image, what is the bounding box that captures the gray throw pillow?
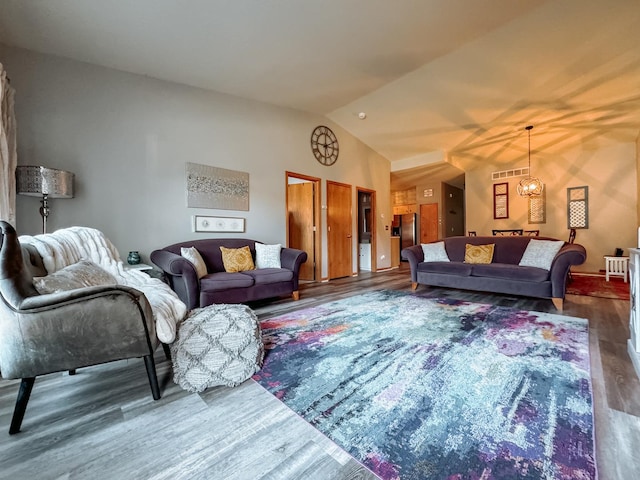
[519,239,564,270]
[255,243,282,269]
[33,260,117,294]
[181,246,208,278]
[421,241,450,262]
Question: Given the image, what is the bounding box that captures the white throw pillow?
[255,243,282,269]
[421,241,450,262]
[181,246,208,278]
[519,239,565,270]
[33,260,117,294]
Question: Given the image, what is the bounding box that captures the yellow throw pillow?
[464,244,494,264]
[220,246,255,272]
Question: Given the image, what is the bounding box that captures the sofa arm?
[150,249,200,309]
[549,243,587,298]
[401,245,424,283]
[280,248,308,289]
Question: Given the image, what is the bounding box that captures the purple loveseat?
[150,239,307,309]
[401,236,586,311]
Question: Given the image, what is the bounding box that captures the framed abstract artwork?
[567,186,589,229]
[186,162,249,211]
[493,183,509,219]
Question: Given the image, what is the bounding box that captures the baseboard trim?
[572,272,606,278]
[628,340,640,381]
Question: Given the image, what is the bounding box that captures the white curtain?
[0,62,17,226]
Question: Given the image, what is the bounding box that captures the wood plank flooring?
[1,264,639,479]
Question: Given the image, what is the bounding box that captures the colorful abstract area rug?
[566,274,629,300]
[253,290,596,480]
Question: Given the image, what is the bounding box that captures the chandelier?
[517,125,544,197]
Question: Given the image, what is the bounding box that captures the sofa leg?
[9,377,35,435]
[551,297,563,312]
[292,290,300,301]
[144,355,161,401]
[411,282,418,291]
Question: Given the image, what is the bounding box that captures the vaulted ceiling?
[1,0,639,189]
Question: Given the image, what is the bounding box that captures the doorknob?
[347,234,352,238]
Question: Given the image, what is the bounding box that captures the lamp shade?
[16,166,74,198]
[517,176,544,196]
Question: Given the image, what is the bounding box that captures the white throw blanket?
[19,226,187,343]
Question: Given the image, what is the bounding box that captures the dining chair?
[567,229,577,281]
[492,229,523,236]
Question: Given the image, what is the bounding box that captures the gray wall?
[1,45,392,277]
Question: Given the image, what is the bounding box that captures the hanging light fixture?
[517,125,544,197]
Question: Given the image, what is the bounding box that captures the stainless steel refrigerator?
[399,213,417,258]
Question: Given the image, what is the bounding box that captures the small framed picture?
[193,215,245,233]
[493,183,509,219]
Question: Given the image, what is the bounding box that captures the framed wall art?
[567,186,589,229]
[186,162,249,211]
[193,215,245,233]
[493,182,509,219]
[528,190,546,224]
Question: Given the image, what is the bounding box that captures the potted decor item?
[127,251,141,265]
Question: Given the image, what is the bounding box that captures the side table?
[604,256,629,282]
[124,263,153,271]
[124,263,165,281]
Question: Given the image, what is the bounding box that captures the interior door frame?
[285,171,321,282]
[357,186,377,272]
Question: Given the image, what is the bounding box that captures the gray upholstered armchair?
[0,221,162,434]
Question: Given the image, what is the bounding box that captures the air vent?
[491,167,529,181]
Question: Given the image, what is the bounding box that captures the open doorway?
[357,188,376,272]
[286,172,321,281]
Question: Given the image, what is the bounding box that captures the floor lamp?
[16,166,75,234]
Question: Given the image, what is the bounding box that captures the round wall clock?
[311,125,339,166]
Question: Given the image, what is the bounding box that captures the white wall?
[0,45,392,277]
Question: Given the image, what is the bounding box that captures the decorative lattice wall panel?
[567,186,589,229]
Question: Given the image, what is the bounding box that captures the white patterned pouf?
[170,304,264,393]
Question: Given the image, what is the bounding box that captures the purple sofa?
[150,239,307,309]
[401,235,586,311]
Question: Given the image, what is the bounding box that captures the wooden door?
[420,203,439,243]
[327,181,352,279]
[287,182,315,281]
